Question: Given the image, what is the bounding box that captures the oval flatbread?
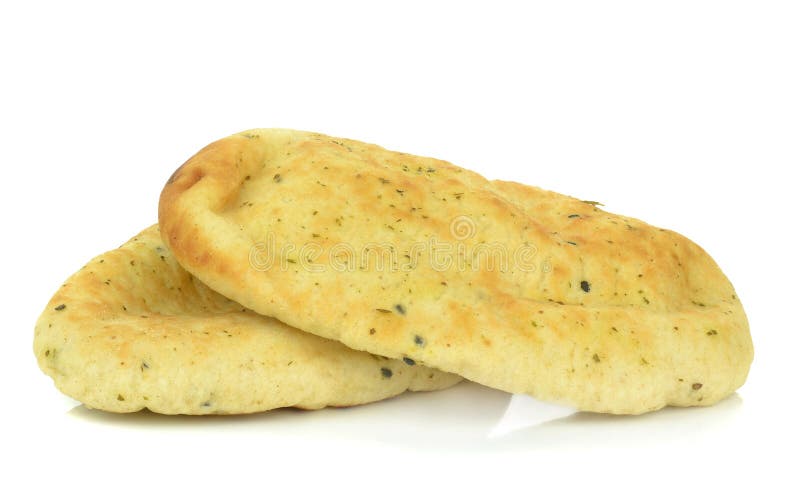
[159,129,753,414]
[34,225,460,414]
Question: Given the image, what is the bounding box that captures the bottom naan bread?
[33,226,460,414]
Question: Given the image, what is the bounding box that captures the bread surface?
[159,129,753,414]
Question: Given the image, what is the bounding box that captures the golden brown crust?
[159,129,753,414]
[33,225,460,414]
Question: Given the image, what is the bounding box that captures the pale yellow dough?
[159,129,753,414]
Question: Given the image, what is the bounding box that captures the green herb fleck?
[375,308,392,313]
[380,367,393,378]
[394,304,406,315]
[580,280,591,293]
[403,357,416,366]
[273,173,282,182]
[54,304,66,311]
[692,383,703,390]
[414,335,426,347]
[706,329,718,336]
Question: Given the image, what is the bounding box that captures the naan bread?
[159,129,753,414]
[33,225,460,414]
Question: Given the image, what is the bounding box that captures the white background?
[2,1,798,485]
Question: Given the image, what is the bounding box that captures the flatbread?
[159,129,753,414]
[33,225,460,414]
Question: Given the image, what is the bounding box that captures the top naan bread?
[159,129,753,414]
